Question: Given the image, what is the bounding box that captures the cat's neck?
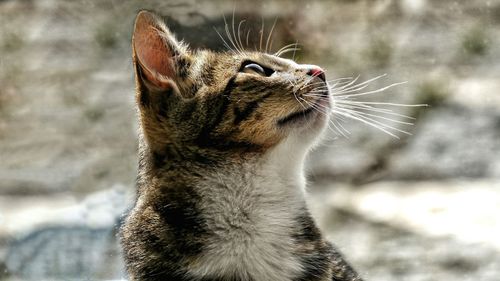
[186,137,314,280]
[134,135,320,280]
[197,135,312,218]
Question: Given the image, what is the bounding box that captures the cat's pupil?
[240,61,275,77]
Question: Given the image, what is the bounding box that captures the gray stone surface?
[319,208,500,281]
[388,105,500,179]
[308,180,500,281]
[0,187,130,280]
[5,227,124,281]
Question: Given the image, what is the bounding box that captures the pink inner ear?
[133,11,175,88]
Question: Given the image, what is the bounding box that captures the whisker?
[329,119,349,138]
[335,106,415,125]
[299,97,349,137]
[259,16,265,52]
[274,42,300,57]
[223,14,242,55]
[237,19,247,51]
[330,77,356,87]
[300,98,329,115]
[331,75,361,91]
[300,72,429,138]
[291,39,299,61]
[335,119,351,137]
[341,101,428,107]
[277,47,301,57]
[286,76,307,111]
[246,29,251,48]
[230,10,243,54]
[335,74,386,92]
[336,108,412,136]
[265,18,278,53]
[305,77,354,89]
[299,76,317,92]
[214,27,235,52]
[231,8,238,51]
[332,82,372,95]
[334,109,401,138]
[334,81,408,98]
[333,102,416,119]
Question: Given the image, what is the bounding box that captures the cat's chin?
[277,96,331,134]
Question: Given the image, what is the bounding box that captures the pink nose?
[307,67,326,82]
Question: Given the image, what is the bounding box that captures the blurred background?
[1,0,500,280]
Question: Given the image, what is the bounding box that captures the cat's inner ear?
[132,11,183,91]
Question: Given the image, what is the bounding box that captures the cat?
[120,10,364,281]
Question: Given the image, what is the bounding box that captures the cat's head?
[132,11,331,160]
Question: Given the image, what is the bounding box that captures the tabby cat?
[120,10,363,281]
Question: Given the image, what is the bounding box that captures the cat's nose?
[307,67,326,82]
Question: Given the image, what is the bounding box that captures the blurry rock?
[1,185,131,280]
[0,165,81,196]
[311,180,500,249]
[388,105,500,179]
[400,0,428,16]
[5,227,124,281]
[309,101,500,182]
[307,116,400,183]
[307,132,380,182]
[308,181,500,281]
[450,78,500,109]
[0,185,130,237]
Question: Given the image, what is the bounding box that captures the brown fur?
[120,10,363,281]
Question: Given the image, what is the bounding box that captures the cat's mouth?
[277,106,315,126]
[277,97,329,127]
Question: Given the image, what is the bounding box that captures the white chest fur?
[187,137,312,281]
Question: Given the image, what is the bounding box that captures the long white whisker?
[259,16,265,52]
[231,10,243,54]
[333,98,412,112]
[336,108,412,136]
[330,77,356,88]
[335,106,415,125]
[265,18,278,53]
[332,75,361,91]
[335,119,351,137]
[332,82,372,95]
[274,43,300,56]
[335,109,400,138]
[246,29,251,48]
[300,98,330,115]
[276,47,301,57]
[332,77,395,95]
[231,8,238,51]
[300,97,349,137]
[223,14,242,55]
[335,74,386,93]
[214,27,235,52]
[306,77,354,89]
[334,81,408,98]
[237,19,247,51]
[341,101,428,107]
[333,102,416,120]
[286,77,307,111]
[292,39,299,61]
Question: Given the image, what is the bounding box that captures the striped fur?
[120,10,363,281]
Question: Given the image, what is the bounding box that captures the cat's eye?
[240,61,275,77]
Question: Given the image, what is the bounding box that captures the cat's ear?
[132,10,187,91]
